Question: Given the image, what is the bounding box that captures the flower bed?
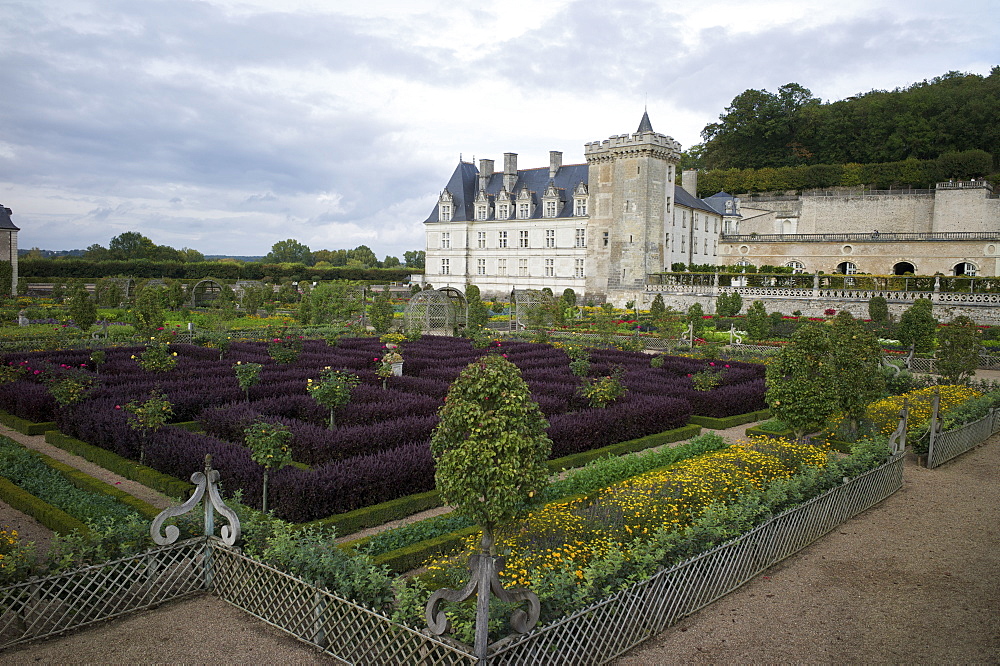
[0,337,766,522]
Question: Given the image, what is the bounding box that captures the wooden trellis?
[404,288,467,334]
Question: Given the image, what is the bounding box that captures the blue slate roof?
[425,161,589,223]
[0,206,18,231]
[674,185,719,215]
[703,191,739,216]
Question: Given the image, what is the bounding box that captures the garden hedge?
[0,476,90,535]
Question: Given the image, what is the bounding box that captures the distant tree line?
[685,68,1000,178]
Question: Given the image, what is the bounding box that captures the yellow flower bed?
[865,385,981,436]
[426,437,829,589]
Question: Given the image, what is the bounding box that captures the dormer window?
[476,205,489,221]
[542,182,563,218]
[516,188,534,219]
[573,181,589,217]
[497,203,510,220]
[438,188,455,222]
[545,201,557,217]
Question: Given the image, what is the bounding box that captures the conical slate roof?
[637,110,654,133]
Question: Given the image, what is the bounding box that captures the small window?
[498,231,508,249]
[439,205,452,222]
[574,259,584,278]
[477,231,486,249]
[574,198,588,216]
[441,258,450,275]
[518,203,530,219]
[545,258,554,277]
[519,230,529,248]
[544,200,557,218]
[476,205,488,221]
[603,231,609,247]
[497,204,509,220]
[497,258,507,276]
[518,258,528,276]
[785,260,805,273]
[545,229,555,248]
[575,228,586,248]
[477,258,486,275]
[440,232,450,249]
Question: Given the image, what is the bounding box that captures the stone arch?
[404,287,467,334]
[836,261,858,275]
[954,261,977,277]
[893,261,916,275]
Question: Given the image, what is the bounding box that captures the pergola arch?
[512,289,556,330]
[191,278,231,307]
[95,277,135,306]
[404,287,467,334]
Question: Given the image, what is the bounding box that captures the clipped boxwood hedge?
[44,431,193,500]
[0,476,90,535]
[690,408,771,430]
[0,410,57,436]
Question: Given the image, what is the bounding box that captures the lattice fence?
[0,539,205,649]
[926,409,1000,469]
[488,454,905,664]
[210,547,476,665]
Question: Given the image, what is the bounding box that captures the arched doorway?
[836,261,857,275]
[954,262,978,277]
[893,262,916,275]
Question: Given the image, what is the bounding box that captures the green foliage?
[124,389,173,433]
[464,284,491,331]
[898,298,938,353]
[686,303,706,336]
[47,369,96,407]
[716,291,742,317]
[765,324,840,438]
[745,300,770,340]
[565,345,591,377]
[368,286,395,334]
[307,368,360,429]
[580,365,627,408]
[430,354,551,547]
[265,238,313,265]
[233,361,263,401]
[828,312,887,433]
[239,282,270,315]
[649,293,665,319]
[67,285,98,331]
[868,295,889,324]
[134,341,178,372]
[689,368,723,391]
[129,286,166,334]
[245,419,293,513]
[936,316,982,384]
[308,281,365,326]
[268,334,303,364]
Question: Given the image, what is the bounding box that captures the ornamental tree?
[828,311,886,436]
[245,419,293,513]
[124,389,174,465]
[898,298,938,353]
[430,354,552,554]
[67,285,97,332]
[307,368,360,429]
[936,316,982,384]
[745,300,770,341]
[233,361,263,402]
[765,323,840,439]
[368,285,396,333]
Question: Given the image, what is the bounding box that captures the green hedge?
[298,489,442,537]
[0,411,58,435]
[371,525,481,573]
[689,409,771,431]
[547,423,702,472]
[44,431,193,500]
[0,476,90,535]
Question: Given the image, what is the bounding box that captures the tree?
[180,247,205,262]
[67,285,97,332]
[347,245,378,268]
[430,354,551,555]
[936,316,982,384]
[745,300,771,340]
[465,284,491,331]
[828,312,886,436]
[382,255,401,268]
[868,295,889,325]
[129,286,166,334]
[686,303,706,336]
[264,239,313,265]
[309,282,365,326]
[369,286,395,333]
[765,324,840,439]
[897,298,938,353]
[650,293,665,320]
[244,420,292,513]
[108,231,160,260]
[306,369,360,430]
[403,250,426,269]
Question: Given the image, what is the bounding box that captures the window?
[575,228,586,248]
[681,237,685,252]
[498,258,507,276]
[955,262,978,276]
[682,211,687,228]
[477,258,486,275]
[440,205,452,222]
[498,231,508,248]
[545,229,555,248]
[574,198,588,216]
[545,258,554,277]
[704,239,708,255]
[518,202,530,219]
[519,230,529,248]
[574,259,584,278]
[477,231,486,249]
[440,232,450,249]
[694,214,699,230]
[603,231,609,247]
[497,204,509,220]
[545,200,557,218]
[476,205,488,221]
[440,258,450,275]
[785,260,805,273]
[518,258,528,276]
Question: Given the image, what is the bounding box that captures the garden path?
[5,436,997,663]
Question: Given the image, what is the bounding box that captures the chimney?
[549,151,563,180]
[503,152,518,192]
[682,169,698,197]
[478,158,494,192]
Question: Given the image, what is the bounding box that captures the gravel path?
[4,430,998,662]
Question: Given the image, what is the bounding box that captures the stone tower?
[584,112,681,297]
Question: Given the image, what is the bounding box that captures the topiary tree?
[369,285,396,333]
[430,354,551,556]
[936,315,982,384]
[465,284,491,331]
[897,298,938,353]
[67,285,97,332]
[129,286,166,335]
[686,303,706,337]
[306,368,360,429]
[245,419,292,513]
[868,295,889,325]
[829,311,886,437]
[765,323,840,440]
[744,300,770,341]
[650,293,665,320]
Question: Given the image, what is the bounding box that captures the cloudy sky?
[1,0,997,260]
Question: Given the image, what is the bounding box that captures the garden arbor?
[190,278,229,307]
[404,287,467,334]
[512,289,556,331]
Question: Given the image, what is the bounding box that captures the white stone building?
[422,113,723,303]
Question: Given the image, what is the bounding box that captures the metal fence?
[0,539,206,649]
[1,455,904,662]
[926,409,1000,469]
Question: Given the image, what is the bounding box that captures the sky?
[1,0,997,260]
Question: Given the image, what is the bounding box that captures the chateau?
[423,114,1000,306]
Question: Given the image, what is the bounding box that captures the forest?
[686,68,1000,195]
